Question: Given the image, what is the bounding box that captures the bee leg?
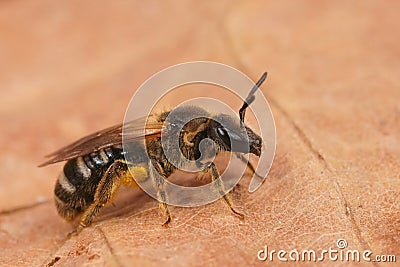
[235,153,263,179]
[208,162,244,219]
[75,160,128,233]
[149,159,171,227]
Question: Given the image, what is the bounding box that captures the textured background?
[0,1,399,266]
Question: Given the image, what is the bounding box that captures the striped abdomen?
[54,146,123,220]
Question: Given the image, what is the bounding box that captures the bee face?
[244,125,262,156]
[208,114,262,156]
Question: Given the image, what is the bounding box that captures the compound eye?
[217,127,231,147]
[217,127,227,137]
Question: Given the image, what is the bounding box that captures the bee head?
[208,114,262,156]
[207,72,267,156]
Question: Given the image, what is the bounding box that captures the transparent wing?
[39,115,164,167]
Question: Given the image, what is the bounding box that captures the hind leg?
[70,160,131,235]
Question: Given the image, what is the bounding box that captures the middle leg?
[149,159,171,226]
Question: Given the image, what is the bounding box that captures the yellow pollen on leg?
[122,166,148,186]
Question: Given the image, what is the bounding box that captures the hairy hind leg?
[70,160,131,235]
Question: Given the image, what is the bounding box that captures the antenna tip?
[256,72,268,87]
[261,72,268,80]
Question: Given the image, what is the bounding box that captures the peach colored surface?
[0,1,399,266]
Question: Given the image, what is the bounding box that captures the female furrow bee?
[40,72,268,234]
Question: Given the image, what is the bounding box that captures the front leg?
[235,153,263,179]
[207,162,244,219]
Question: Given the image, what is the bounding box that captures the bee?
[40,72,268,234]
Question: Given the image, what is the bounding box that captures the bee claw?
[162,217,171,228]
[67,222,87,238]
[67,229,78,238]
[231,208,245,220]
